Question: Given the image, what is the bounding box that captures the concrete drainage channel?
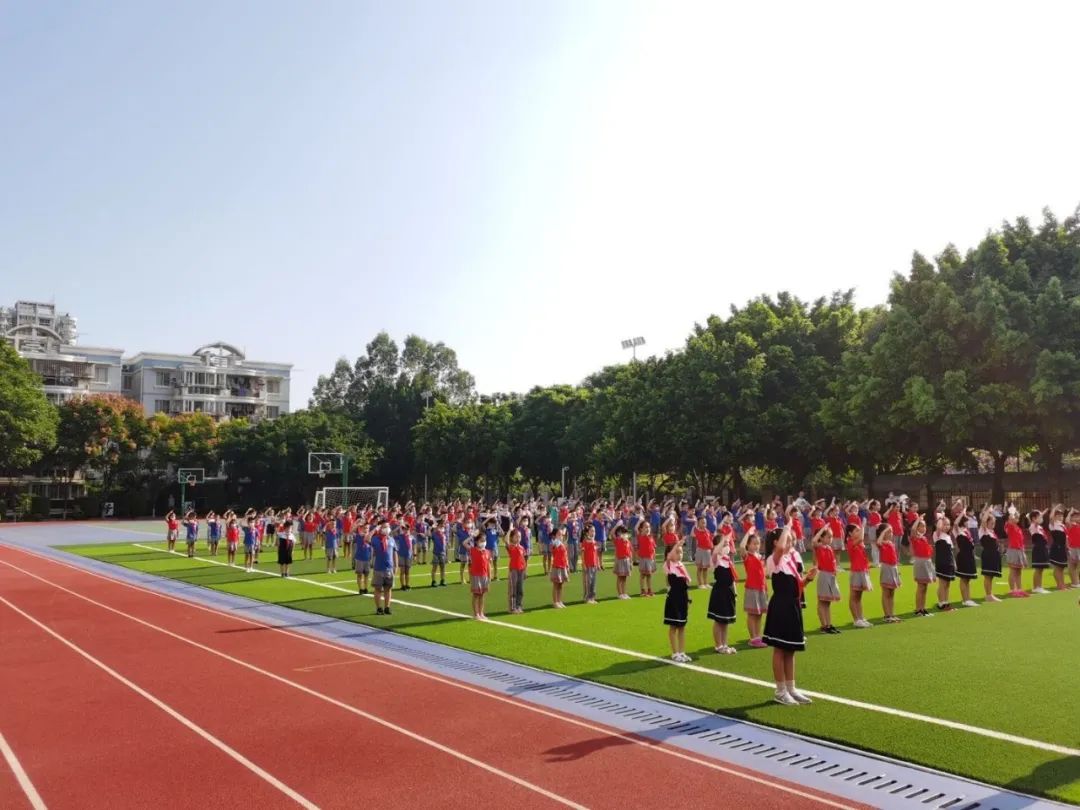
[15,541,1071,810]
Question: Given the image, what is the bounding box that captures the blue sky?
[4,1,1079,409]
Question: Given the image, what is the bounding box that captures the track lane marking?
[0,594,319,810]
[0,730,47,810]
[0,560,586,810]
[0,550,859,808]
[111,543,1080,759]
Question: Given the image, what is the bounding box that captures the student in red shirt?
[825,506,844,553]
[581,525,600,604]
[1004,509,1028,597]
[1067,508,1080,589]
[692,518,714,589]
[549,526,569,608]
[342,509,355,559]
[741,530,768,647]
[506,528,527,614]
[910,518,937,616]
[661,517,679,560]
[636,522,657,597]
[812,526,841,634]
[875,525,901,621]
[611,526,633,600]
[468,535,491,620]
[225,517,240,567]
[845,523,873,628]
[165,510,179,552]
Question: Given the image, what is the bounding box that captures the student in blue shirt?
[324,522,339,574]
[591,513,608,571]
[183,511,199,558]
[241,518,257,572]
[206,511,221,556]
[353,524,373,595]
[538,514,553,574]
[484,518,501,581]
[517,515,532,570]
[565,512,581,574]
[430,520,448,587]
[395,524,413,591]
[455,520,473,585]
[371,523,397,615]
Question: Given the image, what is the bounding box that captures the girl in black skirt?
[953,516,978,607]
[707,534,739,655]
[763,526,817,705]
[663,539,693,663]
[1047,506,1069,591]
[933,516,956,611]
[979,510,1002,602]
[277,519,295,577]
[1029,510,1050,594]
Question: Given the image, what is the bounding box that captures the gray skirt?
[694,549,713,567]
[1005,548,1027,568]
[613,557,632,576]
[743,588,768,615]
[638,558,656,574]
[913,557,936,583]
[849,570,873,591]
[550,567,568,584]
[879,563,901,589]
[816,571,841,602]
[470,575,490,594]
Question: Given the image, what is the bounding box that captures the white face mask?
[381,526,391,536]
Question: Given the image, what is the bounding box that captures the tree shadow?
[1004,755,1080,804]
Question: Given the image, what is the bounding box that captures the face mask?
[381,526,391,535]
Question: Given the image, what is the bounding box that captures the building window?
[267,406,280,419]
[266,379,281,394]
[95,365,109,383]
[122,374,132,391]
[156,371,172,387]
[154,400,170,413]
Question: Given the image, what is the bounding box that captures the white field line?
[27,540,1080,760]
[0,730,47,810]
[0,563,588,810]
[0,553,853,810]
[0,595,319,810]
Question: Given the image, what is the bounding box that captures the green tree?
[149,412,220,471]
[54,394,153,496]
[0,343,58,470]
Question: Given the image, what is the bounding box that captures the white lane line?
[0,730,47,810]
[117,544,1080,758]
[1,552,855,809]
[0,595,319,810]
[0,561,586,810]
[294,660,368,673]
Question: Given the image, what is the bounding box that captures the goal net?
[314,487,389,513]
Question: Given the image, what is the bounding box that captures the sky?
[3,1,1079,410]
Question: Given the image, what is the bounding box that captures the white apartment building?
[1,300,122,405]
[123,342,291,422]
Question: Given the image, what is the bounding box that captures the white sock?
[786,680,799,695]
[775,681,787,694]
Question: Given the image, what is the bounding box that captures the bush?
[75,495,102,519]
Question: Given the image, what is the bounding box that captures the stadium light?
[421,390,433,502]
[620,336,646,361]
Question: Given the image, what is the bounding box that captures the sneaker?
[618,593,631,600]
[440,581,446,586]
[698,585,710,590]
[824,625,841,634]
[678,652,692,663]
[376,607,384,615]
[384,608,392,615]
[748,638,768,648]
[723,646,737,655]
[774,689,797,706]
[671,653,683,662]
[854,619,872,628]
[938,604,955,612]
[787,687,813,705]
[1032,587,1050,594]
[962,599,979,607]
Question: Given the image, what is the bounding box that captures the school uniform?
[762,552,806,652]
[742,553,768,615]
[1048,525,1068,569]
[954,530,977,580]
[1029,526,1049,569]
[324,528,339,559]
[276,531,294,565]
[353,537,373,573]
[1067,525,1080,564]
[1004,523,1027,569]
[663,560,691,627]
[878,540,901,589]
[469,545,490,594]
[813,545,841,601]
[846,539,873,591]
[934,533,956,581]
[707,555,738,624]
[636,534,657,574]
[549,541,569,583]
[979,532,1001,578]
[507,544,526,610]
[911,536,936,583]
[581,540,600,601]
[693,529,714,567]
[612,535,633,576]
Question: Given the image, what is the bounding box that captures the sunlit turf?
[61,535,1080,803]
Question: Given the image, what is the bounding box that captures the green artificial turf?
[60,530,1080,804]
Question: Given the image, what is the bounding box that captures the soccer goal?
[314,487,389,513]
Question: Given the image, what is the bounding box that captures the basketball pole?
[342,454,349,493]
[180,474,186,514]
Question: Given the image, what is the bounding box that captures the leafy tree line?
[405,208,1080,504]
[1,207,1077,514]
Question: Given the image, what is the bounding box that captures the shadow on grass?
[1006,755,1080,802]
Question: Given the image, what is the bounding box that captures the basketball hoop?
[318,471,326,479]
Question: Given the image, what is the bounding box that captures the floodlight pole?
[620,337,646,504]
[561,466,570,499]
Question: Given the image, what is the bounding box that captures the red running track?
[0,545,864,810]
